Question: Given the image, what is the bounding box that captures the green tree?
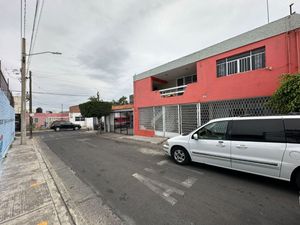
[112,96,128,105]
[268,74,300,113]
[79,98,112,133]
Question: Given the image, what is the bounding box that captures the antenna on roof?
[266,0,270,23]
[290,3,295,15]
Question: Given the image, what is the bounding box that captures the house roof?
[134,14,300,81]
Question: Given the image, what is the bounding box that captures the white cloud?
[0,0,298,111]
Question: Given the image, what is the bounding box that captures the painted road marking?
[157,160,168,166]
[139,148,164,156]
[143,168,198,188]
[77,138,97,148]
[144,168,155,173]
[181,177,198,188]
[132,173,184,206]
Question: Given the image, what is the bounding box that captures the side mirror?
[193,133,199,140]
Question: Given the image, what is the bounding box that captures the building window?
[177,74,197,86]
[34,118,39,123]
[216,47,265,77]
[75,116,85,121]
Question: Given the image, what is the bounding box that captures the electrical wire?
[11,90,91,97]
[24,0,26,37]
[31,0,44,55]
[28,0,39,62]
[20,0,23,38]
[27,0,44,75]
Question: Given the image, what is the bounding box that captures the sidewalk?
[0,137,74,225]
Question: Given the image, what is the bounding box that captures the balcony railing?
[159,85,187,97]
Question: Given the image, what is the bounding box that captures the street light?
[20,44,62,144]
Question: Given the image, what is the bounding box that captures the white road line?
[85,142,97,148]
[144,168,155,173]
[181,177,198,188]
[132,173,184,206]
[139,148,164,156]
[157,160,168,166]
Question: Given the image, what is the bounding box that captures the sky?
[0,0,299,112]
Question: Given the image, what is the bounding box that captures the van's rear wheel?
[172,147,190,165]
[55,127,60,132]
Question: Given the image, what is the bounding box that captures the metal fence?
[138,97,275,137]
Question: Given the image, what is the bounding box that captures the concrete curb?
[95,133,167,149]
[33,137,124,225]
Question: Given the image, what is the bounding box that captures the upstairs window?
[216,47,265,77]
[177,74,197,86]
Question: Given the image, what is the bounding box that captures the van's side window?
[284,119,300,143]
[197,121,228,140]
[230,119,285,143]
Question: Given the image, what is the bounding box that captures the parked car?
[50,121,81,131]
[163,115,300,189]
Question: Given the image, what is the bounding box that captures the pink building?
[31,112,69,129]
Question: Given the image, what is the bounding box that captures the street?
[38,131,300,225]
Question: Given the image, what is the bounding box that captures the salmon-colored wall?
[134,31,300,136]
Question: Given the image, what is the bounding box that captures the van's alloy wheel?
[172,147,190,165]
[75,127,79,130]
[55,127,60,131]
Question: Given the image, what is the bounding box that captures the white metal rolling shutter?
[180,104,198,134]
[165,105,179,133]
[154,106,163,131]
[139,107,153,130]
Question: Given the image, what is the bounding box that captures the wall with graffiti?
[0,90,15,159]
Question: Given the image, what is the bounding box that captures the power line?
[11,90,91,97]
[20,0,23,38]
[28,0,39,64]
[23,0,26,37]
[27,0,45,75]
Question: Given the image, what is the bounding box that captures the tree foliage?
[79,100,112,119]
[112,96,128,105]
[268,74,300,113]
[36,107,43,113]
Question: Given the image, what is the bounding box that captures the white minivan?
[163,115,300,188]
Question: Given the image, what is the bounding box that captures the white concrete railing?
[159,85,187,97]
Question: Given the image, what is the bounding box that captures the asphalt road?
[38,131,300,225]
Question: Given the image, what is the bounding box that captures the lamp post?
[20,45,62,144]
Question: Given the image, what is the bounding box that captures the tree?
[118,96,128,105]
[79,98,112,133]
[112,96,128,105]
[36,107,43,113]
[268,74,300,114]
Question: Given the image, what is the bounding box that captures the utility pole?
[29,71,33,139]
[20,37,26,144]
[61,104,63,113]
[97,91,100,101]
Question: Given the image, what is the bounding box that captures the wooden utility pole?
[29,71,33,139]
[20,38,26,144]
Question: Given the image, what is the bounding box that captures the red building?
[134,14,300,137]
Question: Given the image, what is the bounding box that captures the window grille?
[217,47,265,77]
